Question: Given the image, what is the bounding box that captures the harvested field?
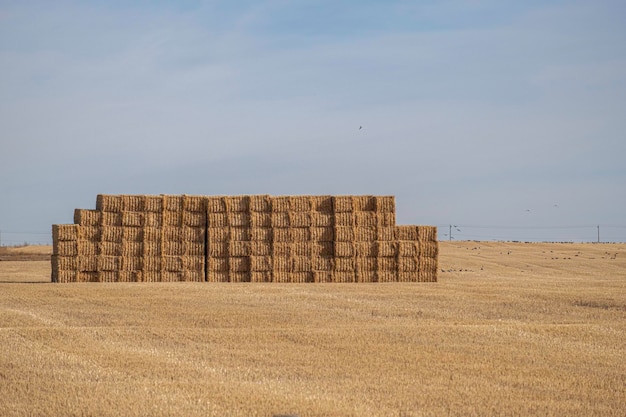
[0,241,625,416]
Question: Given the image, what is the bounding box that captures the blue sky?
[1,0,625,244]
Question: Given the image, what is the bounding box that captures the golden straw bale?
[377,227,395,241]
[334,226,355,242]
[271,196,290,212]
[182,226,205,243]
[289,196,312,212]
[313,271,332,283]
[163,211,183,227]
[78,256,97,272]
[310,212,333,227]
[333,196,354,213]
[79,226,101,241]
[207,257,229,272]
[311,195,333,213]
[310,227,334,242]
[101,212,122,227]
[143,257,161,271]
[228,212,251,227]
[122,195,145,212]
[74,209,101,226]
[162,226,182,242]
[144,212,162,227]
[273,256,291,272]
[292,256,311,272]
[78,241,98,256]
[101,226,123,243]
[356,257,377,271]
[377,271,397,283]
[183,195,206,212]
[224,195,250,212]
[230,226,251,241]
[251,241,272,256]
[357,270,377,283]
[184,241,205,256]
[377,257,397,271]
[207,271,229,282]
[97,255,120,271]
[206,196,227,213]
[207,242,228,257]
[250,256,272,272]
[54,241,78,256]
[377,212,396,227]
[313,241,334,257]
[273,228,290,243]
[251,227,272,241]
[289,212,311,227]
[144,195,163,212]
[208,212,228,227]
[353,195,376,211]
[52,224,79,242]
[272,271,289,283]
[161,271,184,282]
[334,213,355,227]
[397,271,417,282]
[398,256,419,272]
[395,225,418,241]
[290,272,313,283]
[229,257,250,272]
[118,271,140,282]
[183,211,206,227]
[251,212,272,228]
[356,242,377,257]
[289,227,310,242]
[122,227,143,242]
[251,271,272,283]
[229,241,251,257]
[207,227,229,242]
[96,194,122,212]
[291,241,311,257]
[142,271,161,282]
[334,242,355,257]
[418,226,438,242]
[163,195,184,212]
[162,241,184,256]
[51,255,77,271]
[183,270,205,282]
[122,241,142,257]
[273,242,290,257]
[398,241,419,257]
[162,256,184,272]
[249,195,271,212]
[271,212,290,227]
[332,271,355,283]
[311,256,334,271]
[229,272,250,283]
[355,212,376,227]
[376,241,397,257]
[142,227,161,242]
[121,256,142,271]
[375,196,395,213]
[355,227,377,242]
[334,258,355,272]
[143,241,162,256]
[420,241,439,258]
[98,271,119,282]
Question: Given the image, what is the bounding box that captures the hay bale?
[273,228,290,243]
[53,241,78,256]
[289,227,310,242]
[289,212,311,227]
[162,255,184,272]
[355,212,376,227]
[184,241,205,257]
[395,225,418,241]
[118,271,140,282]
[377,212,396,227]
[311,256,334,271]
[353,195,376,211]
[122,227,143,242]
[375,241,397,257]
[51,255,77,271]
[228,212,251,227]
[273,242,290,257]
[97,256,120,271]
[96,194,122,212]
[251,212,272,228]
[334,242,355,257]
[229,272,251,282]
[251,241,272,256]
[398,256,419,272]
[271,196,290,212]
[144,195,163,212]
[310,227,334,242]
[250,256,272,272]
[163,195,184,212]
[74,209,101,226]
[251,271,272,282]
[230,227,251,241]
[78,241,98,256]
[142,271,161,282]
[207,242,229,257]
[143,241,162,256]
[334,213,355,227]
[311,196,333,213]
[206,197,227,213]
[121,256,143,271]
[205,271,229,282]
[143,227,161,241]
[183,270,205,282]
[310,212,333,227]
[333,196,354,213]
[182,195,206,212]
[101,226,123,243]
[142,256,161,271]
[289,196,312,212]
[271,212,290,228]
[79,226,101,241]
[291,242,311,257]
[313,241,334,257]
[182,226,205,242]
[420,241,439,258]
[273,256,291,272]
[251,227,272,241]
[334,258,355,272]
[355,227,376,242]
[332,271,355,283]
[377,227,395,241]
[161,271,184,282]
[144,212,162,227]
[208,212,228,227]
[225,196,250,212]
[229,257,250,272]
[273,271,289,283]
[207,227,230,242]
[183,211,206,227]
[397,271,416,282]
[52,224,79,242]
[356,257,377,271]
[398,241,418,257]
[162,226,182,242]
[229,241,251,257]
[356,270,377,283]
[290,272,313,283]
[122,195,145,212]
[100,212,122,227]
[122,241,143,257]
[162,241,184,256]
[163,211,183,227]
[313,271,332,283]
[356,242,377,257]
[207,257,229,272]
[375,196,395,213]
[292,256,311,272]
[334,226,355,242]
[78,256,97,271]
[418,226,437,242]
[377,257,397,271]
[249,195,271,212]
[377,271,397,283]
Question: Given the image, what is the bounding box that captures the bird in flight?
[359,126,362,130]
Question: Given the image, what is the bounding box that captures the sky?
[1,0,625,244]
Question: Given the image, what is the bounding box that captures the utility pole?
[597,225,600,243]
[449,225,452,241]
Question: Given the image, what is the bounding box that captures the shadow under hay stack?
[52,195,438,283]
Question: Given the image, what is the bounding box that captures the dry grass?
[0,242,625,416]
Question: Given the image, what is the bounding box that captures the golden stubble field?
[0,241,624,416]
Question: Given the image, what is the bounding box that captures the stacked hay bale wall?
[52,194,437,283]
